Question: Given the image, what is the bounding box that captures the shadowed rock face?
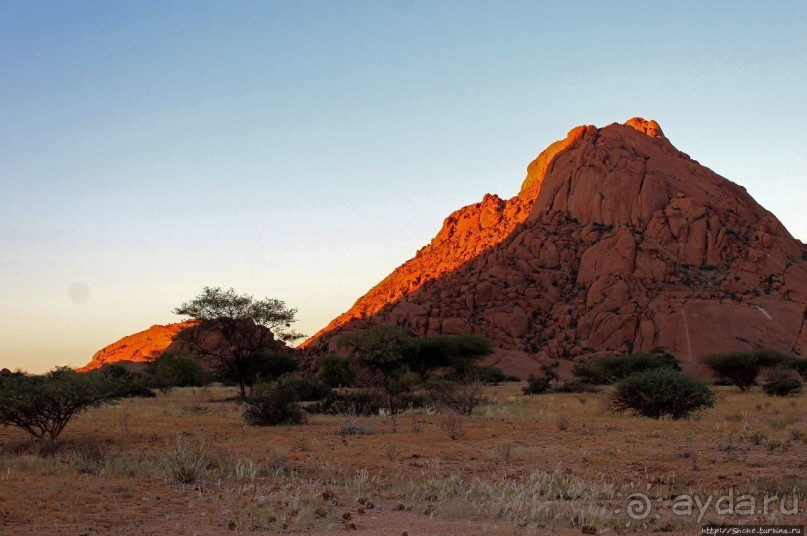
[303,118,807,375]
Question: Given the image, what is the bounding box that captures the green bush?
[409,334,494,380]
[317,354,356,387]
[242,381,305,426]
[787,359,807,382]
[150,353,212,393]
[762,378,802,397]
[474,366,519,383]
[606,369,715,420]
[702,350,789,391]
[100,365,155,398]
[572,352,680,385]
[282,376,332,401]
[0,367,124,446]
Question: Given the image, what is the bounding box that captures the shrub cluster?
[101,365,156,398]
[242,381,306,426]
[572,352,680,385]
[474,366,520,384]
[702,349,789,391]
[282,376,332,401]
[426,377,487,416]
[307,389,426,416]
[786,358,807,382]
[149,353,213,393]
[762,378,802,397]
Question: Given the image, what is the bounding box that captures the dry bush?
[73,437,105,474]
[438,410,465,440]
[426,378,487,416]
[335,417,374,436]
[162,434,209,484]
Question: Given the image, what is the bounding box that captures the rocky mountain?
[80,319,289,372]
[302,118,807,374]
[78,321,198,372]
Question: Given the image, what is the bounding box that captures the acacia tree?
[173,287,304,400]
[0,367,124,447]
[702,350,787,392]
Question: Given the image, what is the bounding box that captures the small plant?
[747,430,768,445]
[496,443,515,465]
[242,381,305,426]
[259,454,291,476]
[292,436,311,452]
[438,410,465,440]
[233,458,257,486]
[384,444,401,461]
[606,369,715,420]
[409,414,422,434]
[163,435,209,484]
[555,414,569,431]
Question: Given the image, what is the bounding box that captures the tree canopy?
[174,286,303,342]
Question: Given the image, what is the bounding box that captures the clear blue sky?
[1,1,805,373]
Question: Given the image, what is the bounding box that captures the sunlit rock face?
[78,321,198,372]
[303,118,807,376]
[81,319,291,372]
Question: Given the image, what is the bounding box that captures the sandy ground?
[1,383,805,535]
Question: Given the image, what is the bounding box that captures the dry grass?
[0,384,805,534]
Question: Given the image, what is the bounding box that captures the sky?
[1,1,806,373]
